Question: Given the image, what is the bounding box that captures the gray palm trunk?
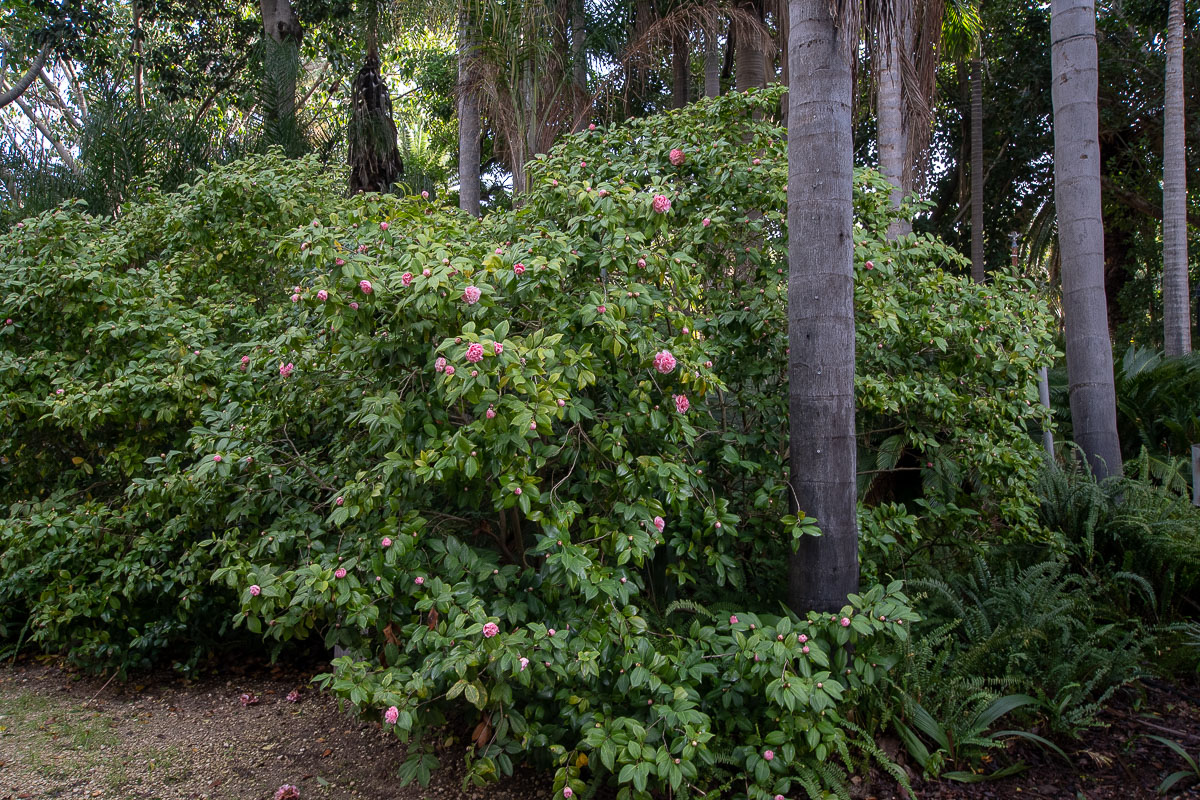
[673,34,690,108]
[458,8,481,216]
[787,0,860,613]
[1051,0,1123,479]
[571,0,588,130]
[259,0,303,135]
[877,31,912,238]
[736,1,767,91]
[970,57,985,282]
[705,30,722,97]
[1163,0,1191,355]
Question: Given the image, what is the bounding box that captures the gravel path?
[0,658,550,800]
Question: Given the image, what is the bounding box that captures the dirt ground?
[0,656,550,800]
[3,657,1200,799]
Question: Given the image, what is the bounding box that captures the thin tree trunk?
[38,68,83,131]
[0,43,52,110]
[970,57,985,281]
[8,89,78,173]
[672,33,689,108]
[132,0,145,109]
[878,31,909,238]
[571,0,588,130]
[1051,0,1123,479]
[1163,0,1191,355]
[705,29,722,97]
[60,59,87,118]
[778,0,789,122]
[458,7,481,215]
[736,0,766,91]
[787,0,860,613]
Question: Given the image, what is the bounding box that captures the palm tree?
[969,46,984,280]
[1050,0,1123,479]
[787,0,860,613]
[458,2,482,214]
[1162,0,1190,356]
[259,0,305,146]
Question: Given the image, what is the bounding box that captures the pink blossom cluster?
[465,343,484,363]
[273,785,300,800]
[279,362,294,378]
[384,706,399,724]
[463,285,482,304]
[674,394,689,414]
[668,148,685,166]
[401,272,414,286]
[653,350,677,374]
[482,621,500,638]
[653,516,665,533]
[359,280,373,294]
[249,584,261,596]
[651,194,671,214]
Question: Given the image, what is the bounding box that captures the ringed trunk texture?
[736,0,767,91]
[877,32,909,238]
[259,0,303,135]
[786,0,860,614]
[705,29,722,97]
[1051,0,1123,479]
[1163,0,1191,355]
[571,0,589,130]
[970,57,985,281]
[458,9,481,216]
[672,33,690,108]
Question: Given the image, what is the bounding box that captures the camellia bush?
[1,89,1056,798]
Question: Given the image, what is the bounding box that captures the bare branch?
[0,42,53,110]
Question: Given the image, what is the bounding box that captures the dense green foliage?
[0,92,1069,796]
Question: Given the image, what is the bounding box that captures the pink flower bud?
[334,568,347,579]
[415,576,424,585]
[249,585,261,596]
[381,537,392,547]
[763,750,774,761]
[359,280,373,294]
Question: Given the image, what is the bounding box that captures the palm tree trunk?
[1051,0,1123,479]
[970,57,985,281]
[1163,0,1191,355]
[705,29,722,97]
[735,0,766,91]
[259,0,303,140]
[787,0,860,613]
[672,33,690,108]
[132,0,145,109]
[878,31,910,238]
[458,7,481,215]
[571,0,588,130]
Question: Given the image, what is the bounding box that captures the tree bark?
[1163,0,1191,355]
[705,28,722,97]
[970,57,985,281]
[1051,0,1123,479]
[259,0,303,136]
[132,0,145,109]
[0,43,52,111]
[458,7,481,216]
[672,33,689,108]
[7,88,78,173]
[787,0,860,613]
[571,0,588,130]
[878,31,909,238]
[736,0,766,91]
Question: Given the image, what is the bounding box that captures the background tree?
[788,0,860,613]
[1051,0,1123,478]
[1163,0,1191,355]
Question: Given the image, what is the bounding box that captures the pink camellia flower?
[548,628,556,637]
[763,750,774,762]
[290,293,300,303]
[840,617,851,627]
[798,634,808,643]
[380,222,389,231]
[520,657,530,671]
[653,516,666,533]
[401,272,414,287]
[421,190,430,199]
[598,189,608,197]
[482,622,500,638]
[674,394,690,414]
[463,285,482,304]
[637,258,646,268]
[486,407,497,419]
[753,158,762,166]
[335,496,344,506]
[279,362,294,378]
[444,365,455,376]
[241,355,251,364]
[493,342,504,355]
[580,161,587,168]
[702,218,711,227]
[414,576,424,585]
[334,568,347,579]
[653,350,677,374]
[273,785,300,800]
[529,421,537,430]
[466,343,484,363]
[551,179,559,187]
[651,194,671,214]
[286,690,300,703]
[384,706,399,724]
[802,645,810,653]
[249,585,261,597]
[865,260,874,270]
[317,289,328,302]
[513,487,522,496]
[776,795,786,800]
[335,258,345,266]
[557,398,565,407]
[563,789,574,799]
[422,268,432,277]
[240,693,259,707]
[470,369,478,377]
[513,263,526,275]
[704,360,713,368]
[730,615,739,624]
[350,302,359,310]
[669,148,685,166]
[597,305,606,314]
[588,123,596,130]
[381,537,392,548]
[213,455,222,462]
[435,357,447,373]
[4,319,11,325]
[359,280,373,294]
